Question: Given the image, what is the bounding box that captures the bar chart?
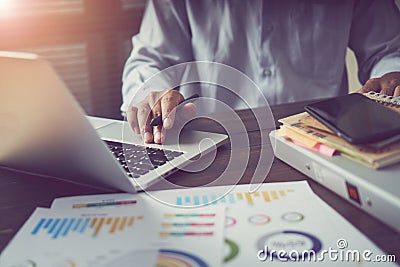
[175,189,295,206]
[72,200,137,209]
[160,213,217,238]
[31,215,143,239]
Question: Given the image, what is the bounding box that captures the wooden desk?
[0,100,399,259]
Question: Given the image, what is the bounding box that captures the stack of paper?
[0,181,396,266]
[277,93,400,169]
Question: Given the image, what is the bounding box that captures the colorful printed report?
[1,181,395,266]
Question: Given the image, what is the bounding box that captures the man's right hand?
[126,89,196,144]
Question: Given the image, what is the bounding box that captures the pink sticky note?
[291,139,336,157]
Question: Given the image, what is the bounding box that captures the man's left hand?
[357,72,400,97]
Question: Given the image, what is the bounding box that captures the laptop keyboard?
[105,140,183,179]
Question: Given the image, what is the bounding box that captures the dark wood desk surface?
[0,100,399,259]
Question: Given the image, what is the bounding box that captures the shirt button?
[265,25,274,32]
[263,69,272,76]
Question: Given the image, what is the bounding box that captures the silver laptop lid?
[0,52,136,192]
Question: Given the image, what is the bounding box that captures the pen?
[149,94,199,127]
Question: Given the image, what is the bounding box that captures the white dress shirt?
[121,0,400,112]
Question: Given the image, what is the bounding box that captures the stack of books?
[276,92,400,169]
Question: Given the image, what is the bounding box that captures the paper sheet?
[148,181,396,266]
[2,181,395,266]
[0,196,225,267]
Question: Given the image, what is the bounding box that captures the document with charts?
[0,196,225,267]
[148,181,396,266]
[5,181,396,266]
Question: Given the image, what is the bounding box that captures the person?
[121,0,400,144]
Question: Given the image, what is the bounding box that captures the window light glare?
[0,0,11,10]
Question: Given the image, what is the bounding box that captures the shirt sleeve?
[121,0,193,113]
[348,0,400,84]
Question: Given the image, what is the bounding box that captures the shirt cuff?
[370,56,400,79]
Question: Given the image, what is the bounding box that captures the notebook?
[0,52,228,193]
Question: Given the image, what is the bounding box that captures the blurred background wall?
[0,0,146,119]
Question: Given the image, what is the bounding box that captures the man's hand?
[357,72,400,97]
[126,89,196,144]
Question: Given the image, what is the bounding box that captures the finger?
[163,103,197,143]
[380,87,395,96]
[394,85,400,97]
[153,125,163,144]
[147,91,162,120]
[126,106,140,134]
[137,102,153,143]
[177,102,197,122]
[171,103,197,130]
[379,78,399,96]
[147,91,164,143]
[358,78,380,93]
[161,90,184,129]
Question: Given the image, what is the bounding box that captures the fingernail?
[154,132,161,143]
[134,127,140,134]
[144,132,152,142]
[164,118,172,129]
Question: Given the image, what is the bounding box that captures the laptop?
[0,52,228,193]
[269,130,400,232]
